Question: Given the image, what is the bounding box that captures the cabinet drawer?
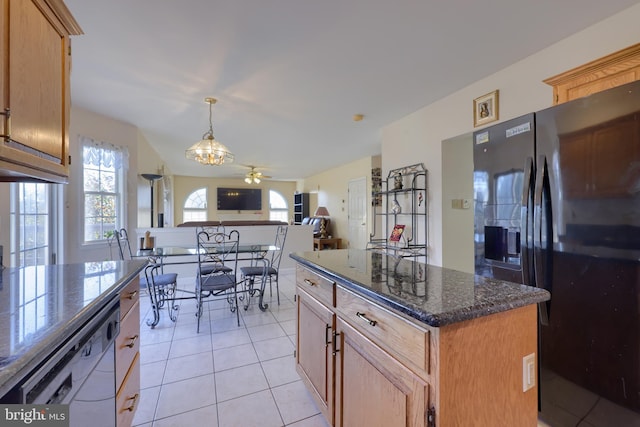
[120,278,140,319]
[336,285,430,375]
[116,300,140,390]
[116,352,140,427]
[296,265,335,307]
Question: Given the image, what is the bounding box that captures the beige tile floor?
[132,269,330,427]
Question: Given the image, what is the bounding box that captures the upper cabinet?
[544,43,640,105]
[0,0,82,183]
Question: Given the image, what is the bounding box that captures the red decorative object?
[389,224,405,242]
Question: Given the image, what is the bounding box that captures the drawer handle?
[124,393,139,412]
[125,335,139,348]
[303,278,317,286]
[127,290,138,300]
[356,312,377,327]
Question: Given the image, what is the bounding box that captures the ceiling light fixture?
[244,175,261,184]
[185,97,234,165]
[244,167,263,184]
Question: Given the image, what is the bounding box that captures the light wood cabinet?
[334,317,429,427]
[0,0,82,183]
[116,353,140,427]
[116,278,141,427]
[544,43,640,105]
[296,288,334,423]
[296,263,539,427]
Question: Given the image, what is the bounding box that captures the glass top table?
[136,244,277,327]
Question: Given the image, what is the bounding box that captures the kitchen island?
[291,249,550,427]
[0,259,147,426]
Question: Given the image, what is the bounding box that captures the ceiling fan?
[244,166,271,184]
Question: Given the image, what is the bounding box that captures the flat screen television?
[217,187,262,211]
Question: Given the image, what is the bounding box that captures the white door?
[348,177,368,249]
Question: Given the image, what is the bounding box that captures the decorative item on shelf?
[141,173,163,227]
[391,199,401,214]
[393,172,403,190]
[473,89,499,127]
[389,224,405,242]
[314,206,330,239]
[418,192,424,206]
[185,97,235,165]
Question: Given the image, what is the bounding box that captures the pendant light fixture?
[185,97,234,165]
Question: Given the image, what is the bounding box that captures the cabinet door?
[296,289,334,423]
[334,318,428,427]
[1,0,72,180]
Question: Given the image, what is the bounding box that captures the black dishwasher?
[12,298,120,426]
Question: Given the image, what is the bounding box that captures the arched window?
[269,190,288,222]
[183,188,207,222]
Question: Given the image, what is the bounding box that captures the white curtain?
[79,135,128,168]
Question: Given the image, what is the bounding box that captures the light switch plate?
[523,353,536,392]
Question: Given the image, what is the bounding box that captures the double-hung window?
[81,136,127,243]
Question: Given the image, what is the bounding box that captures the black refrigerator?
[473,80,640,425]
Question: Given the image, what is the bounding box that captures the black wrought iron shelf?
[368,163,428,261]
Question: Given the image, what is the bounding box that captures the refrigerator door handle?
[534,155,552,326]
[521,157,534,287]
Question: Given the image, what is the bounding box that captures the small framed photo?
[473,90,499,127]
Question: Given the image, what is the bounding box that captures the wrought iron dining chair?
[240,224,288,306]
[195,225,232,276]
[195,227,241,332]
[111,228,178,326]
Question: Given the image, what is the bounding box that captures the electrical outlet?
[523,353,536,392]
[462,199,470,209]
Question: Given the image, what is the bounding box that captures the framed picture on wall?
[473,90,499,127]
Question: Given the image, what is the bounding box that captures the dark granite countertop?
[0,259,147,398]
[290,249,550,328]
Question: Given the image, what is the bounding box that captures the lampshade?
[314,206,330,217]
[185,97,234,165]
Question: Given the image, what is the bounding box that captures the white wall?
[302,156,376,248]
[64,107,166,263]
[382,4,640,268]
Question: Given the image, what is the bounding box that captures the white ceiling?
[64,0,639,181]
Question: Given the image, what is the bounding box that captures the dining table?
[136,244,277,327]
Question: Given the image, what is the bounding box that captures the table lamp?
[314,206,330,239]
